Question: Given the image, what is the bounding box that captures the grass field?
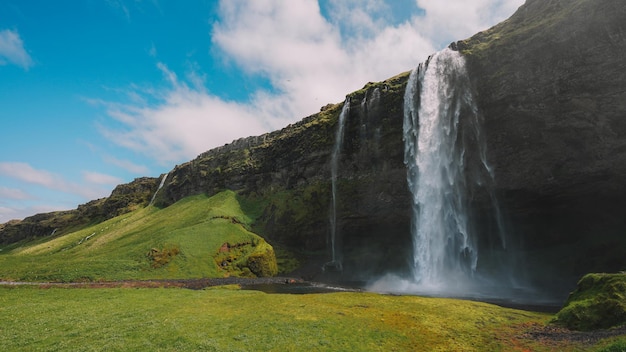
[0,285,594,352]
[2,192,626,351]
[0,191,276,282]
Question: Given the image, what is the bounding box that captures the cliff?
[154,73,413,276]
[457,0,626,289]
[2,0,625,294]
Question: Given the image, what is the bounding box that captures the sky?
[0,0,524,223]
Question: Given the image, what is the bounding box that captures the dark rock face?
[155,73,413,278]
[457,0,626,291]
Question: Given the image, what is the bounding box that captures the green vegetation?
[552,273,626,331]
[0,191,277,282]
[347,71,410,101]
[0,285,583,351]
[596,337,626,352]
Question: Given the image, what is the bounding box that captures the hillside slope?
[0,191,277,281]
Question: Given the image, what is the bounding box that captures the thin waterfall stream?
[149,172,169,206]
[326,98,350,271]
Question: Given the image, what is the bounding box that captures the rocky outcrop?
[0,177,160,244]
[551,273,626,331]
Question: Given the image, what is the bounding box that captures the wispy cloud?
[96,63,268,164]
[0,29,33,70]
[0,162,58,188]
[0,186,34,201]
[106,0,131,21]
[103,155,150,174]
[0,162,116,200]
[82,171,123,185]
[410,0,525,44]
[98,0,524,166]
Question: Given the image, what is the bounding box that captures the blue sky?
[0,0,523,223]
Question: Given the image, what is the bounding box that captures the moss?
[347,71,410,100]
[551,273,626,331]
[146,244,180,268]
[246,240,278,277]
[214,239,278,278]
[274,246,300,274]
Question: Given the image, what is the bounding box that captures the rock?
[456,0,626,291]
[0,177,161,244]
[551,273,626,331]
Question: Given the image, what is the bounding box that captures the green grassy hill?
[0,190,277,282]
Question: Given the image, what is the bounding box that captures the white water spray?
[368,48,537,302]
[327,98,350,270]
[403,48,482,286]
[149,172,169,206]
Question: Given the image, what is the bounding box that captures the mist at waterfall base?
[367,48,554,306]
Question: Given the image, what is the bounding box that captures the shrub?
[147,245,180,268]
[551,273,626,331]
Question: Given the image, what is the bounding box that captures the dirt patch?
[521,322,626,346]
[2,277,304,290]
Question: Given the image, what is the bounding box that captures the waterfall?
[326,97,350,271]
[403,48,486,286]
[149,172,169,206]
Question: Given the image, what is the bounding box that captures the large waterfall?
[368,48,539,301]
[326,98,350,271]
[403,48,487,288]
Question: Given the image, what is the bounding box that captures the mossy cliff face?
[155,72,412,277]
[456,0,626,290]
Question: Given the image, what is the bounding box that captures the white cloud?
[412,0,524,44]
[97,63,268,164]
[82,171,123,185]
[324,0,392,38]
[104,155,150,174]
[0,162,112,201]
[0,29,33,69]
[99,0,524,165]
[0,162,58,188]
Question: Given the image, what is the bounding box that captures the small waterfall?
[326,97,350,271]
[403,48,488,286]
[149,172,169,206]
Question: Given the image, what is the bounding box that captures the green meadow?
[1,191,625,351]
[0,191,276,282]
[0,285,583,351]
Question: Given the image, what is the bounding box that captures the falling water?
[149,172,169,206]
[327,98,350,271]
[403,48,484,286]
